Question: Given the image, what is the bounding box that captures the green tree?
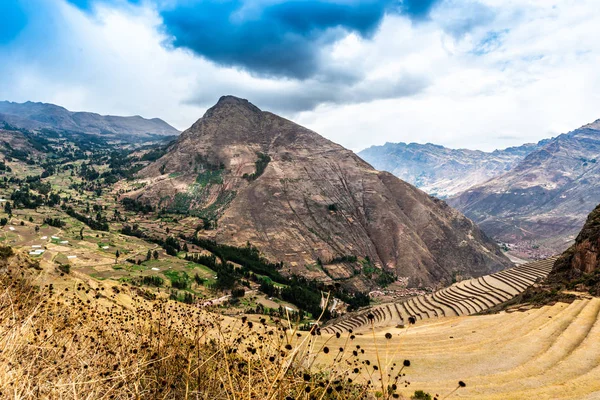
[153,250,159,260]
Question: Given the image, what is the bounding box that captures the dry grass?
[1,249,459,400]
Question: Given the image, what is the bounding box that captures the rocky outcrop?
[129,96,512,290]
[550,203,600,283]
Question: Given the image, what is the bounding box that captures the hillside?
[549,203,600,294]
[449,119,600,257]
[323,257,558,334]
[358,142,541,198]
[0,100,180,139]
[126,95,511,290]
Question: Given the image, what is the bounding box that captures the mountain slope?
[0,101,179,139]
[549,203,600,292]
[449,119,600,255]
[358,141,541,198]
[127,96,511,290]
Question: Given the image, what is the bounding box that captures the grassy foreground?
[2,247,464,399]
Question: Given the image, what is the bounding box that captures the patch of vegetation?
[242,152,271,181]
[121,198,154,214]
[564,268,600,296]
[170,192,193,214]
[57,264,71,274]
[140,148,167,162]
[184,236,371,317]
[64,206,109,231]
[0,245,14,259]
[169,289,195,304]
[164,270,191,290]
[43,217,66,228]
[196,169,223,187]
[328,254,357,264]
[412,390,432,400]
[137,275,164,287]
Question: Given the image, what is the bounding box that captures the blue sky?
[1,0,599,151]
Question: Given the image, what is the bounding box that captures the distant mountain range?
[0,101,179,139]
[358,141,545,199]
[360,119,600,257]
[126,96,511,290]
[449,120,600,256]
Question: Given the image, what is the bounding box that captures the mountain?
[449,119,600,256]
[549,203,600,294]
[358,142,542,198]
[0,101,180,139]
[127,95,511,290]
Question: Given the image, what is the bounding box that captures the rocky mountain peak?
[130,96,512,291]
[203,95,262,119]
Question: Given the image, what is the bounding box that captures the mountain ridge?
[0,100,180,139]
[124,95,512,291]
[448,119,600,257]
[358,140,544,199]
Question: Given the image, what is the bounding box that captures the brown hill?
[128,96,511,290]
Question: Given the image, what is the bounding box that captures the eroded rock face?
[130,96,512,289]
[551,203,600,281]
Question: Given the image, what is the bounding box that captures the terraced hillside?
[324,257,558,333]
[314,297,600,399]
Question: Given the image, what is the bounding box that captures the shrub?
[57,264,70,274]
[0,245,14,259]
[412,390,432,400]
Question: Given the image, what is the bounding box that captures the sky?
[0,0,599,152]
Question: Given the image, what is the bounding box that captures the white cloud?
[0,0,599,152]
[298,0,600,151]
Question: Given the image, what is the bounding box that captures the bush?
[412,390,432,400]
[57,264,70,274]
[0,245,14,260]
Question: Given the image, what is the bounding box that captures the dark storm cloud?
[159,0,442,79]
[63,0,443,79]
